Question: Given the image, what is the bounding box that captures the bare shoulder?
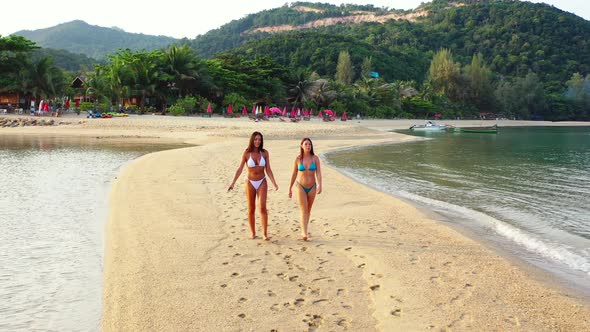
[313,155,321,162]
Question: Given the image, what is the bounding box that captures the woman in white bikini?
[228,131,279,240]
[288,137,322,241]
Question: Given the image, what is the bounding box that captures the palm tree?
[289,71,316,108]
[310,79,337,110]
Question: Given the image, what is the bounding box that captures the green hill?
[14,20,178,60]
[190,0,589,92]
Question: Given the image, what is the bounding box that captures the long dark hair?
[299,137,314,162]
[247,131,264,152]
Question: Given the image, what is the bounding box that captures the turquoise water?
[0,135,184,331]
[326,126,590,291]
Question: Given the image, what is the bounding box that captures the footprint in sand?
[390,308,402,317]
[337,318,350,328]
[267,290,276,297]
[304,314,323,329]
[370,285,380,291]
[311,276,330,282]
[289,275,299,282]
[238,297,248,303]
[237,313,246,319]
[312,299,328,305]
[294,298,305,306]
[336,288,346,296]
[231,272,239,277]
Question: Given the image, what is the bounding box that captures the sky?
[2,1,589,39]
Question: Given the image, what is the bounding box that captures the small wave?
[336,167,590,276]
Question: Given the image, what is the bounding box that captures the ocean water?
[0,135,183,331]
[326,126,590,293]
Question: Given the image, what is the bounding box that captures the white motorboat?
[409,121,448,131]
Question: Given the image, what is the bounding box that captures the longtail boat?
[454,124,498,133]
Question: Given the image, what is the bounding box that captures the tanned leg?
[258,180,270,240]
[296,185,310,240]
[305,188,317,237]
[245,179,257,239]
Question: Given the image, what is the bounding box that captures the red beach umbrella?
[251,105,256,114]
[282,106,287,117]
[242,106,247,115]
[227,104,233,114]
[318,110,323,118]
[206,103,212,113]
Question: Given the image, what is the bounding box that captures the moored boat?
[409,121,448,131]
[454,124,498,133]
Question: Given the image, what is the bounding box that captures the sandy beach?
[2,114,589,331]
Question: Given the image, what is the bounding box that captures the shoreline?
[321,139,590,300]
[3,116,590,330]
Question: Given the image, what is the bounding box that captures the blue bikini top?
[298,159,317,171]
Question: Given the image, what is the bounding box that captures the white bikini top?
[247,153,266,168]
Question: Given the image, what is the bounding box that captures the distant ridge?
[13,20,178,60]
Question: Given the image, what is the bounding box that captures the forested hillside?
[14,20,178,60]
[193,0,589,93]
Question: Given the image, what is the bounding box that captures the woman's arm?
[264,151,279,191]
[288,156,299,198]
[315,155,322,194]
[228,152,247,191]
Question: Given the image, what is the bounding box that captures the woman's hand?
[227,183,234,192]
[288,189,292,199]
[317,185,322,194]
[274,184,279,191]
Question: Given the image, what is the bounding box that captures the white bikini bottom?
[247,177,266,190]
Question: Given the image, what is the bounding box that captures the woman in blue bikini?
[228,131,279,240]
[289,137,322,241]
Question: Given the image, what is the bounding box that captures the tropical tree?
[427,48,462,100]
[463,53,494,112]
[335,50,353,85]
[309,79,337,110]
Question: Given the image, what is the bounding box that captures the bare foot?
[263,235,270,241]
[251,234,258,240]
[299,235,308,241]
